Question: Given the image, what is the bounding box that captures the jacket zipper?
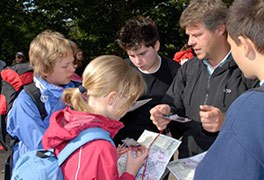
[204,74,211,105]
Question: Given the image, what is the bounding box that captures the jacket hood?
[42,107,123,152]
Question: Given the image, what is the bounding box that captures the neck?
[208,42,230,67]
[139,55,161,74]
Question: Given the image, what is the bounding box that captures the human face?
[127,42,160,72]
[45,50,75,86]
[76,51,84,61]
[186,23,221,61]
[15,55,24,63]
[227,35,254,79]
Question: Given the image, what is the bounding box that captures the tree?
[0,0,232,65]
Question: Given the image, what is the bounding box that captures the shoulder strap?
[24,82,47,119]
[57,127,114,166]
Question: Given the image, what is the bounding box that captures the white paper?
[167,152,207,180]
[118,130,181,180]
[128,98,152,112]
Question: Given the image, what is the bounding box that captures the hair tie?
[78,85,87,94]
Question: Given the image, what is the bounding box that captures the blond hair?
[29,30,73,77]
[63,55,146,117]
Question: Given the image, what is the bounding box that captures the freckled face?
[45,50,75,86]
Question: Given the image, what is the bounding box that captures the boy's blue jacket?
[6,76,78,168]
[194,87,264,180]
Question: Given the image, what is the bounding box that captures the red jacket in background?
[173,48,194,65]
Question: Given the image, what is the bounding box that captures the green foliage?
[0,0,231,65]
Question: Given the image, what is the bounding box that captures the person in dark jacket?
[195,0,264,179]
[150,0,258,159]
[113,16,181,146]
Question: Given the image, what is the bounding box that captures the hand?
[199,105,225,132]
[117,145,130,158]
[125,146,149,176]
[150,104,171,131]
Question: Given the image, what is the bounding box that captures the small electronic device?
[121,138,141,148]
[163,114,192,123]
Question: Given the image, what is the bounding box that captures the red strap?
[20,71,33,85]
[0,95,7,114]
[1,69,22,91]
[141,130,163,180]
[1,69,33,91]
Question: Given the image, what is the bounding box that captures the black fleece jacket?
[163,54,258,158]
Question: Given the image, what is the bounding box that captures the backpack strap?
[57,127,114,166]
[24,82,47,120]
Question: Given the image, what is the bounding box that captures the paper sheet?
[167,152,207,180]
[118,130,181,180]
[128,98,152,112]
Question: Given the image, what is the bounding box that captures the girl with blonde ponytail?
[42,55,148,180]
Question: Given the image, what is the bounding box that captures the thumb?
[200,105,214,111]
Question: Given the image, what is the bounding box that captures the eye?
[139,52,146,56]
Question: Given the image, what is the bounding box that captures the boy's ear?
[216,24,226,36]
[154,40,160,52]
[239,36,255,60]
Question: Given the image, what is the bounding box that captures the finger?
[200,105,214,111]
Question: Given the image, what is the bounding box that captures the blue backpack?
[11,127,114,180]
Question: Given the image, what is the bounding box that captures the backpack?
[0,62,47,151]
[11,127,114,180]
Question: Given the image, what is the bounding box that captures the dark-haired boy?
[114,16,180,145]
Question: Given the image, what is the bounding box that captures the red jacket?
[42,107,134,180]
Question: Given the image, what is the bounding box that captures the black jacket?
[163,54,258,158]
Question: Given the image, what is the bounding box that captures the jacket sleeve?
[162,64,186,116]
[6,90,47,150]
[162,64,187,139]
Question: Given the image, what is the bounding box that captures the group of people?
[7,31,147,179]
[5,0,264,179]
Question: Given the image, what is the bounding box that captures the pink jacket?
[42,107,134,180]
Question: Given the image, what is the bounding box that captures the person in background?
[0,60,6,71]
[74,48,87,77]
[70,41,82,82]
[150,0,258,159]
[42,55,148,179]
[113,16,181,146]
[12,51,27,65]
[6,30,77,168]
[195,0,264,179]
[173,44,195,65]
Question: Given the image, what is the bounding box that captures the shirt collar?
[259,80,264,86]
[203,51,231,75]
